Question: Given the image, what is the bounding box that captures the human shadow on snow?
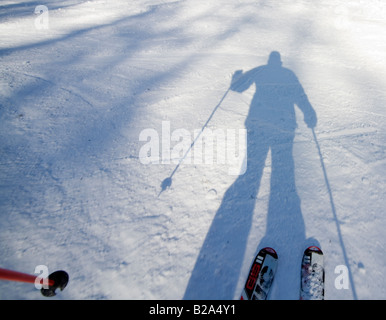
[184,51,317,300]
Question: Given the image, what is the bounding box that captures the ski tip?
[261,247,278,258]
[305,246,323,254]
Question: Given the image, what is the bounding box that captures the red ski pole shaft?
[0,268,54,286]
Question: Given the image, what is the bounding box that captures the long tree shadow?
[183,51,317,299]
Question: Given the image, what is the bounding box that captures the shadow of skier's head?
[267,51,282,68]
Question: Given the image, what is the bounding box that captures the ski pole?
[0,267,69,297]
[311,128,358,299]
[158,87,231,196]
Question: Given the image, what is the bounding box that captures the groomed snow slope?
[1,0,386,299]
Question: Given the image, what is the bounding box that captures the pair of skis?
[240,246,324,300]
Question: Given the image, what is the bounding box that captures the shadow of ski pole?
[158,88,230,196]
[312,128,358,300]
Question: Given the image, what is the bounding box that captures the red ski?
[240,247,278,300]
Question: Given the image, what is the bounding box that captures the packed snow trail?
[1,0,386,299]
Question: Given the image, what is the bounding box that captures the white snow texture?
[0,0,385,300]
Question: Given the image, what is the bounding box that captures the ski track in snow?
[1,0,386,299]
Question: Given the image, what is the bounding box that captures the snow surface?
[1,0,386,300]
